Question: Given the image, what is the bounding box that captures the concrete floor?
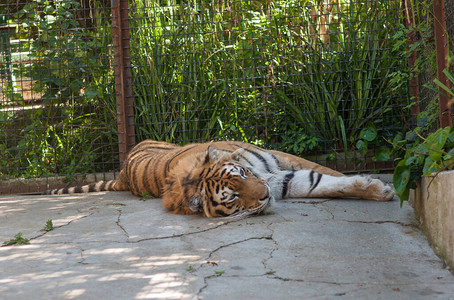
[1,191,454,299]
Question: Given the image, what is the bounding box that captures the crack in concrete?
[49,213,93,230]
[77,246,87,265]
[196,273,221,299]
[115,208,129,239]
[263,275,401,298]
[343,219,419,228]
[1,213,94,247]
[303,203,418,228]
[40,240,130,246]
[205,235,273,262]
[15,213,233,246]
[262,223,279,274]
[130,220,240,243]
[321,202,335,220]
[268,275,345,284]
[197,228,275,297]
[259,221,354,288]
[29,207,234,245]
[286,199,334,205]
[265,273,385,287]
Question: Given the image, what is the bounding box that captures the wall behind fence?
[1,0,410,194]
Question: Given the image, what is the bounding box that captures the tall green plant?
[277,0,404,152]
[130,0,228,143]
[129,0,406,152]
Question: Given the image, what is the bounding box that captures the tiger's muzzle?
[227,184,273,219]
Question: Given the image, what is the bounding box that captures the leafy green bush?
[392,68,454,204]
[0,0,117,178]
[393,126,454,204]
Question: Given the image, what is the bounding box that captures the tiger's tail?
[43,180,118,195]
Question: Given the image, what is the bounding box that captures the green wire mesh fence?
[1,0,414,194]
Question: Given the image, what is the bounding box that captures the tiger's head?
[162,146,273,218]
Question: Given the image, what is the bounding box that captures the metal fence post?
[112,0,136,165]
[433,0,453,128]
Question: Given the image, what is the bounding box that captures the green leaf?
[445,131,454,148]
[85,87,101,100]
[373,147,391,162]
[429,151,443,162]
[139,192,152,201]
[423,156,437,175]
[425,127,450,162]
[391,133,405,150]
[393,133,403,144]
[186,266,194,272]
[423,83,452,100]
[433,78,454,97]
[411,140,425,151]
[393,165,411,202]
[404,155,419,166]
[426,127,450,148]
[338,116,348,152]
[356,140,368,156]
[443,68,454,83]
[417,117,428,128]
[406,131,417,142]
[44,15,56,24]
[447,148,454,156]
[359,126,377,142]
[44,5,55,14]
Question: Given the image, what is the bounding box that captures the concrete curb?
[411,170,454,271]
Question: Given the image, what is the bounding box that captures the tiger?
[45,140,394,218]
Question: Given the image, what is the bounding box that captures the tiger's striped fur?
[45,140,394,218]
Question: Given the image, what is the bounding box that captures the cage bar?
[433,0,453,127]
[112,0,135,165]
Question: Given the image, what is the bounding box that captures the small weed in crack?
[3,232,30,246]
[41,219,54,232]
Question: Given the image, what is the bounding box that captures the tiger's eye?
[240,168,246,178]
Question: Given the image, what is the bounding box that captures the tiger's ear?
[231,148,246,161]
[205,146,220,163]
[188,194,203,212]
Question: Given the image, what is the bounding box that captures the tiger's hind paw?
[360,177,394,201]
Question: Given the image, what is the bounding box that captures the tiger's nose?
[259,185,270,202]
